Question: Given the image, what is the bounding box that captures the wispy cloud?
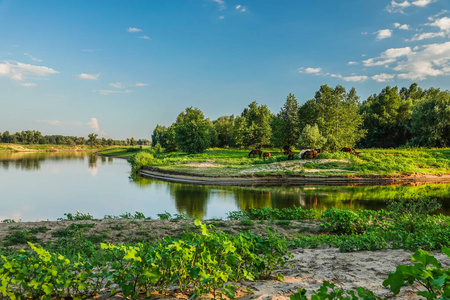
[363,47,413,67]
[348,61,358,65]
[109,82,124,88]
[0,61,58,81]
[95,89,132,96]
[371,73,395,82]
[139,36,151,40]
[235,4,246,12]
[407,31,446,41]
[77,73,100,80]
[429,16,450,33]
[387,0,435,13]
[219,15,225,20]
[24,53,42,62]
[128,27,142,33]
[21,82,37,87]
[394,22,410,30]
[376,29,393,40]
[212,0,226,9]
[37,120,61,126]
[135,82,149,87]
[299,67,322,74]
[86,117,100,132]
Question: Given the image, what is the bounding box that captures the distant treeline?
[152,83,450,154]
[0,131,150,147]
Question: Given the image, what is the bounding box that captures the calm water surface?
[1,152,449,221]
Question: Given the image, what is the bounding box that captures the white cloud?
[21,82,36,87]
[139,36,151,40]
[341,75,369,82]
[299,67,322,74]
[109,82,124,88]
[394,22,410,30]
[95,89,132,96]
[407,31,446,41]
[135,82,149,87]
[219,15,225,20]
[77,73,100,80]
[376,29,393,40]
[387,0,435,12]
[371,73,395,82]
[128,27,142,33]
[361,32,368,35]
[24,53,42,62]
[412,0,435,7]
[348,61,358,65]
[363,47,413,66]
[212,0,225,9]
[235,4,246,12]
[86,118,100,132]
[429,16,450,33]
[0,61,58,81]
[37,120,60,126]
[393,41,450,80]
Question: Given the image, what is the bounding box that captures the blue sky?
[1,0,449,140]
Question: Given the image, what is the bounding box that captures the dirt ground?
[2,219,449,299]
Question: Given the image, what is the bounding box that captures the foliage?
[290,281,382,300]
[298,124,327,149]
[213,115,236,147]
[174,107,211,154]
[130,151,155,173]
[235,101,273,148]
[272,93,300,149]
[383,247,450,299]
[227,207,318,221]
[58,212,94,221]
[410,89,450,147]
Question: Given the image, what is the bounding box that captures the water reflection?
[130,175,450,219]
[1,151,449,221]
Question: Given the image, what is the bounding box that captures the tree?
[298,124,327,149]
[213,115,235,147]
[130,137,137,146]
[174,107,211,154]
[151,124,177,152]
[238,101,272,148]
[301,85,365,151]
[278,93,300,149]
[88,133,98,147]
[410,90,450,147]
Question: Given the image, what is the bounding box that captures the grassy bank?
[99,147,450,177]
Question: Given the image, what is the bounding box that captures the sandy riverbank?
[1,219,449,299]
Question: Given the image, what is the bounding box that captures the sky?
[0,0,449,140]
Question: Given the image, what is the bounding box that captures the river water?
[1,152,449,221]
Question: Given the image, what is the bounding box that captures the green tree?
[303,85,365,151]
[174,107,211,154]
[298,124,327,149]
[278,93,300,149]
[239,101,272,148]
[410,89,450,147]
[213,115,235,147]
[88,133,98,147]
[130,137,137,146]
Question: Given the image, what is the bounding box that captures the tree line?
[0,130,150,147]
[152,83,450,154]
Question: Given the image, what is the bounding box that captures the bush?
[130,151,155,173]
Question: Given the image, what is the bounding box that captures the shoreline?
[138,166,450,186]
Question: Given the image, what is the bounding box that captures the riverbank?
[1,216,449,299]
[0,143,106,152]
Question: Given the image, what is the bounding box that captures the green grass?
[120,147,450,177]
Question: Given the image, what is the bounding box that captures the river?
[1,151,449,221]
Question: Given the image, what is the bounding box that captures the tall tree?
[239,101,272,148]
[272,93,300,149]
[410,89,450,147]
[88,133,98,147]
[301,85,365,151]
[174,107,211,154]
[213,115,235,147]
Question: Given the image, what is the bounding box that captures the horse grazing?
[341,147,354,154]
[248,149,262,158]
[284,149,295,160]
[315,149,323,154]
[263,152,271,161]
[354,151,361,156]
[299,149,312,159]
[302,150,318,159]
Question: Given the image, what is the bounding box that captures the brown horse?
[302,150,318,159]
[284,149,295,160]
[263,152,271,161]
[341,147,354,153]
[248,149,262,158]
[315,148,324,154]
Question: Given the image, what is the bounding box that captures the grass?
[0,143,107,152]
[107,147,450,177]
